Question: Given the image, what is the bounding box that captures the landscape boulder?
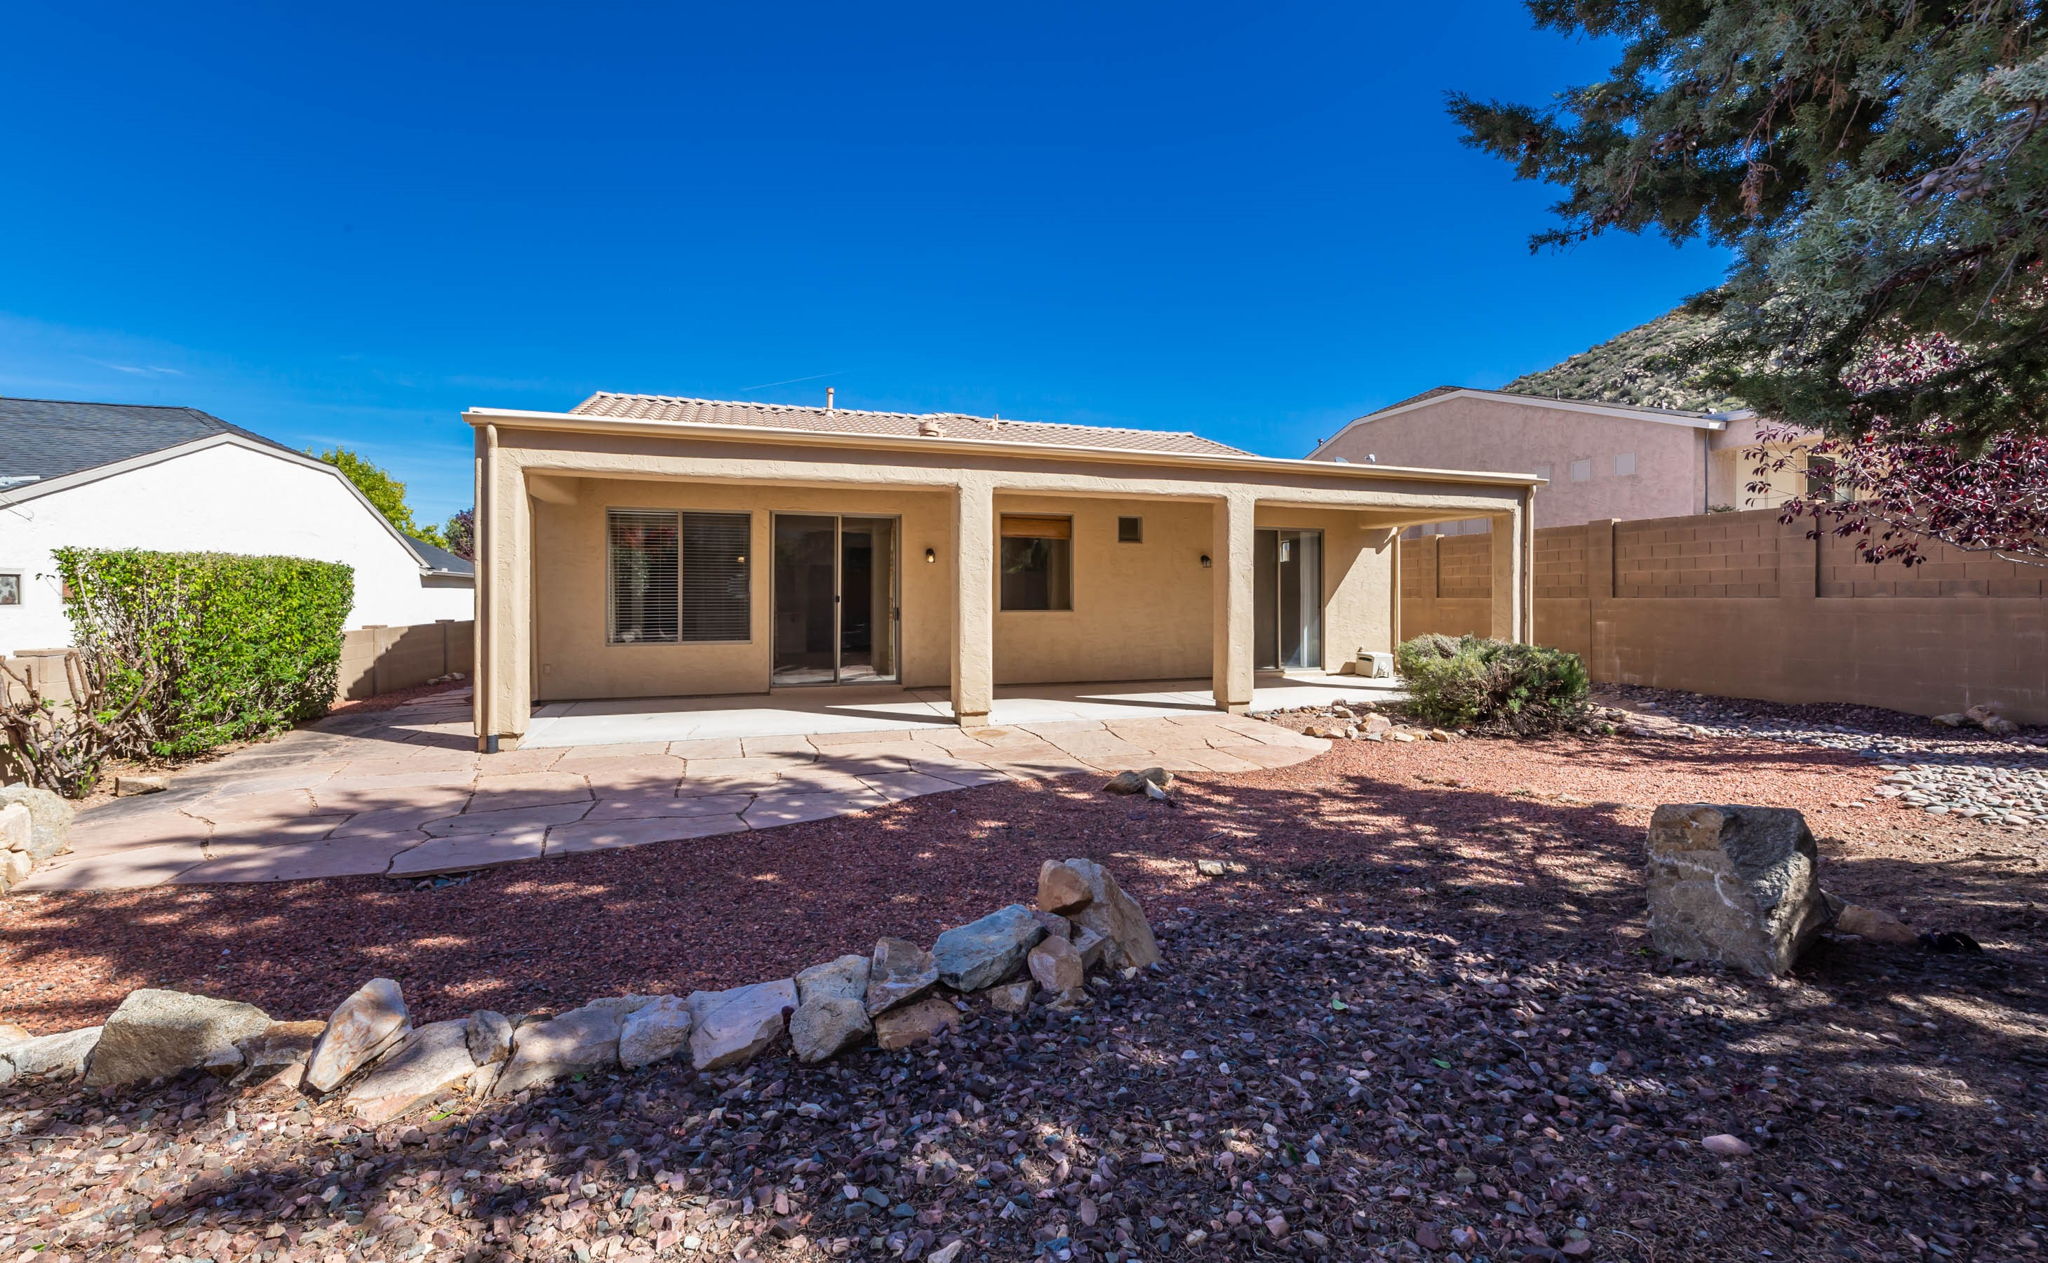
[1028,933,1085,996]
[346,1020,479,1123]
[1102,767,1173,796]
[986,981,1034,1013]
[0,1026,100,1086]
[1832,902,1919,945]
[866,938,938,1015]
[688,979,797,1071]
[0,783,73,862]
[1037,860,1093,915]
[1645,804,1833,977]
[933,904,1046,991]
[492,1001,629,1095]
[618,996,693,1070]
[790,954,873,1063]
[305,978,411,1094]
[85,988,273,1086]
[466,1010,514,1066]
[873,996,963,1050]
[210,1019,326,1080]
[1060,858,1161,969]
[791,996,871,1063]
[796,954,871,1005]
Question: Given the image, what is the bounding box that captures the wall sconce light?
[925,547,937,564]
[1199,554,1212,568]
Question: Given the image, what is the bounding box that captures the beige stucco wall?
[531,480,955,700]
[1256,506,1398,669]
[992,495,1212,684]
[1320,395,1709,529]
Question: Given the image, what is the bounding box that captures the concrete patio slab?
[24,680,1346,891]
[386,830,548,878]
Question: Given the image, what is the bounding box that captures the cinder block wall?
[1399,509,2048,723]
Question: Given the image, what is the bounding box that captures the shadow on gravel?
[4,736,2045,1259]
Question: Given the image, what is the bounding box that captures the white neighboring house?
[0,397,473,655]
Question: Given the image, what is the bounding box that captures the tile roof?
[0,396,298,482]
[569,392,1253,457]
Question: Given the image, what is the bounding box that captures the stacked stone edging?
[0,858,1160,1120]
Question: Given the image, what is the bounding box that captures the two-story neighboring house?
[1313,310,1818,533]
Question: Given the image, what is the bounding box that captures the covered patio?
[520,671,1402,748]
[470,393,1539,751]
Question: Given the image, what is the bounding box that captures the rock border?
[0,858,1162,1119]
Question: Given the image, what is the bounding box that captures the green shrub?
[56,548,353,758]
[1395,634,1590,736]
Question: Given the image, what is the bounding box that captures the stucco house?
[463,392,1540,746]
[0,397,473,655]
[1310,386,1816,535]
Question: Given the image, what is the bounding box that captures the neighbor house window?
[607,509,752,644]
[1000,515,1072,611]
[1613,452,1637,477]
[0,573,18,606]
[1569,459,1593,482]
[1117,515,1143,543]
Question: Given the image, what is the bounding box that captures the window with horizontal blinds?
[608,509,680,643]
[682,512,751,642]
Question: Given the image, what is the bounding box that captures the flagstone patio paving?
[18,688,1328,891]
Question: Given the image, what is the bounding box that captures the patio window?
[609,510,680,643]
[608,510,753,644]
[1000,515,1072,611]
[0,573,18,606]
[681,512,751,642]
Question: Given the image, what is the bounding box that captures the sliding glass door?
[771,514,899,684]
[1253,528,1322,671]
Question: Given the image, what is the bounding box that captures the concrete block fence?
[1400,508,2048,724]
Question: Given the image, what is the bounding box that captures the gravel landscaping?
[2,698,2045,1261]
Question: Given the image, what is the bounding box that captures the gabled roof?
[0,395,470,584]
[0,396,299,482]
[404,536,475,577]
[1309,385,1733,459]
[571,392,1253,458]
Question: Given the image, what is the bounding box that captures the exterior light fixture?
[1199,554,1212,568]
[925,547,937,564]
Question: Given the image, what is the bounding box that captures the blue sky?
[1,1,1726,523]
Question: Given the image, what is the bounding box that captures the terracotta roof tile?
[568,393,1252,457]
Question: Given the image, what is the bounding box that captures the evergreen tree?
[1452,1,2048,447]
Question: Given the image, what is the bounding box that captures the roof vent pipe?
[826,387,835,412]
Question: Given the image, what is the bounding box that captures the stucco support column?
[1488,496,1532,642]
[951,476,996,727]
[1210,492,1257,713]
[476,434,534,748]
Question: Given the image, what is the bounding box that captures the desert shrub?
[56,548,353,759]
[1395,634,1590,736]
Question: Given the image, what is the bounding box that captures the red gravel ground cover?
[1,731,2038,1035]
[3,725,2045,1262]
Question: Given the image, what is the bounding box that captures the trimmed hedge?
[1395,633,1590,736]
[57,548,353,758]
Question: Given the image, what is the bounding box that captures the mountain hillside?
[1505,307,1747,414]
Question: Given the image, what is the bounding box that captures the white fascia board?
[1309,389,1727,459]
[0,434,447,578]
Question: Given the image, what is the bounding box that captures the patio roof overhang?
[461,406,1547,493]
